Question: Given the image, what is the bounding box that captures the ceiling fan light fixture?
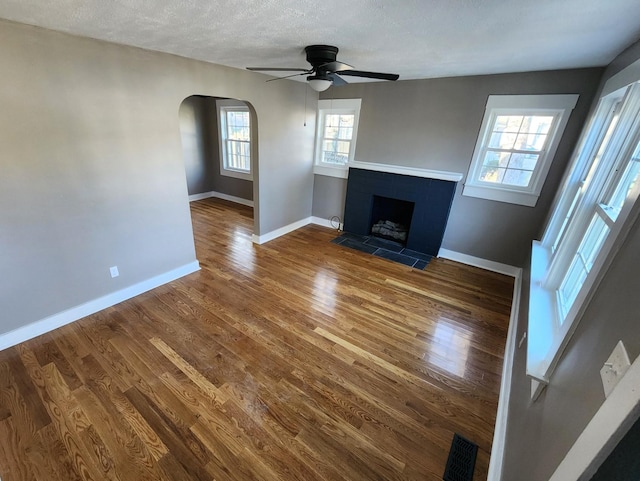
[307,75,332,92]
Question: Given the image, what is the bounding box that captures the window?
[314,99,361,178]
[527,81,640,398]
[218,100,252,180]
[463,95,579,206]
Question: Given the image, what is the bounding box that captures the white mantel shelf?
[348,161,464,182]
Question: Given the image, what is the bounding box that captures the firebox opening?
[370,195,415,245]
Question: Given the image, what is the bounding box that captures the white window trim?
[463,94,579,207]
[313,98,361,179]
[527,75,640,400]
[217,99,253,181]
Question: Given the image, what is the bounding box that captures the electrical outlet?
[600,340,631,398]
[109,266,119,278]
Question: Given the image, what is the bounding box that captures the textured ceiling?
[1,0,640,82]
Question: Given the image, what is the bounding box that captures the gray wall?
[314,69,603,267]
[502,39,640,481]
[179,96,253,200]
[180,96,212,195]
[0,19,315,336]
[312,174,347,222]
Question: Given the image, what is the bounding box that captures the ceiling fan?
[247,45,399,92]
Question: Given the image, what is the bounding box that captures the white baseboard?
[310,216,343,230]
[487,271,522,481]
[252,216,347,245]
[252,217,314,245]
[0,261,200,351]
[438,248,521,278]
[189,190,254,207]
[188,191,215,202]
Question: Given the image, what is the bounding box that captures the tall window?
[314,99,361,178]
[218,101,252,180]
[527,81,640,394]
[463,95,578,206]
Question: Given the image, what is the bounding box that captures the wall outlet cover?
[110,266,119,278]
[600,340,631,398]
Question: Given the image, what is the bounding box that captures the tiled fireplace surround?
[343,167,458,258]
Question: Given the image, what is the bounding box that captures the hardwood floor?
[0,198,513,481]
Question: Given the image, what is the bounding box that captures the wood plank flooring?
[0,198,514,481]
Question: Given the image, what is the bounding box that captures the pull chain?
[304,84,308,126]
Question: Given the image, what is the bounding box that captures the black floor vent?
[443,433,478,481]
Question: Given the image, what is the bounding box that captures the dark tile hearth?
[331,233,432,269]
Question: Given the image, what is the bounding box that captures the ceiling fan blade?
[246,67,310,72]
[329,73,348,86]
[338,70,399,81]
[265,72,308,82]
[320,61,353,73]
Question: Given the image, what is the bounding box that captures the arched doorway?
[179,95,257,212]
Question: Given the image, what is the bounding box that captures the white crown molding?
[0,261,200,351]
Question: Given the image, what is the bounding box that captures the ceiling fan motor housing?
[305,45,339,69]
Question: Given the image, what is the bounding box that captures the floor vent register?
[443,433,478,481]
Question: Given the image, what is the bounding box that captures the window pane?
[322,140,337,152]
[514,133,547,151]
[336,141,350,154]
[603,139,640,221]
[322,151,348,165]
[558,256,588,320]
[479,166,505,183]
[230,127,250,141]
[227,140,250,171]
[324,126,339,140]
[582,104,622,187]
[559,213,610,319]
[483,150,510,168]
[488,132,516,149]
[338,127,353,140]
[226,111,250,141]
[325,114,340,127]
[503,169,533,187]
[509,153,539,170]
[552,187,581,253]
[338,114,354,127]
[578,214,610,270]
[494,115,523,133]
[521,116,554,135]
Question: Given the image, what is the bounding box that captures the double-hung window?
[218,100,252,180]
[463,95,579,206]
[528,81,640,398]
[314,99,361,178]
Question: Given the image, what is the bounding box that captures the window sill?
[527,240,587,401]
[314,164,348,179]
[220,169,253,181]
[463,184,539,207]
[527,241,557,386]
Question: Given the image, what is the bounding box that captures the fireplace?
[370,195,415,244]
[343,168,457,257]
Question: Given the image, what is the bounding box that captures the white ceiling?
[1,0,640,82]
